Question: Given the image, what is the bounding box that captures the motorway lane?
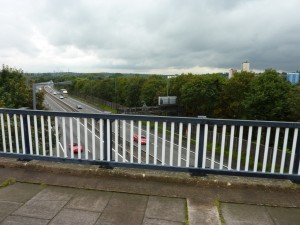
[45,93,128,162]
[44,89,224,169]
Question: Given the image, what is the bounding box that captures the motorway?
[43,86,221,169]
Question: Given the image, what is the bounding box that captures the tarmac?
[0,158,299,225]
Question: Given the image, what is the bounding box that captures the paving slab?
[0,182,44,203]
[66,189,112,212]
[1,215,49,225]
[266,206,300,225]
[31,186,74,201]
[187,199,221,225]
[144,196,186,223]
[96,192,148,225]
[12,199,67,219]
[142,218,185,225]
[0,201,22,222]
[49,208,100,225]
[221,203,274,225]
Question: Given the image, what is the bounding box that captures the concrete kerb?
[0,157,299,192]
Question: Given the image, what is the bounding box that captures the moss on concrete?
[0,178,16,188]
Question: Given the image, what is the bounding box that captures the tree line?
[31,69,300,122]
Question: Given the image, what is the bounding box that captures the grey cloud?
[0,0,300,73]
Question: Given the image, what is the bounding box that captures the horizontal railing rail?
[0,108,299,181]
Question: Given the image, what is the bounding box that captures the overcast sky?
[1,0,299,74]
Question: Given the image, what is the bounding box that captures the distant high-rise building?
[286,72,300,84]
[229,69,237,78]
[241,61,250,72]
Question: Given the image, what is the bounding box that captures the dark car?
[133,134,147,145]
[68,143,84,153]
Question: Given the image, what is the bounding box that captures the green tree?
[140,76,166,106]
[0,65,34,108]
[243,69,294,121]
[217,71,255,119]
[180,75,226,117]
[124,76,146,107]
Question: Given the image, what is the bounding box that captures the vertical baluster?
[69,117,74,159]
[228,125,235,170]
[115,119,119,162]
[62,117,67,158]
[154,121,158,165]
[100,119,104,160]
[162,122,166,165]
[202,124,208,169]
[20,115,26,154]
[186,123,191,167]
[77,118,81,159]
[55,117,59,157]
[177,123,183,166]
[0,114,6,153]
[262,127,271,172]
[146,121,150,164]
[34,115,39,155]
[41,116,46,156]
[289,128,298,174]
[271,128,280,173]
[122,120,126,162]
[92,119,96,160]
[7,114,13,152]
[27,115,33,155]
[170,122,175,166]
[130,120,134,163]
[84,118,88,159]
[254,127,262,172]
[237,126,244,171]
[280,128,289,174]
[48,116,53,157]
[0,113,6,152]
[138,121,142,164]
[211,125,217,169]
[219,125,226,170]
[14,114,20,154]
[245,126,253,171]
[107,119,111,161]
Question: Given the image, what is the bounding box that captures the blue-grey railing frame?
[0,108,300,181]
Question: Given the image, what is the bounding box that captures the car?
[53,91,57,95]
[76,104,82,109]
[59,95,64,99]
[68,143,84,153]
[133,134,147,145]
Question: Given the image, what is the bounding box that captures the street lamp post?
[32,83,37,110]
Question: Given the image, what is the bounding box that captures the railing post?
[103,119,108,160]
[197,125,205,168]
[102,119,113,161]
[293,130,300,175]
[197,116,207,169]
[22,114,31,155]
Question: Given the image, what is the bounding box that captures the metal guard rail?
[0,108,299,181]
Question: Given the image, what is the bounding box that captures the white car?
[59,95,64,99]
[76,105,82,109]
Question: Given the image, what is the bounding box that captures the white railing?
[0,108,300,180]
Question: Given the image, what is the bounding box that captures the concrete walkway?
[0,161,299,224]
[0,183,186,225]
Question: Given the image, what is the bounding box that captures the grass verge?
[69,94,117,113]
